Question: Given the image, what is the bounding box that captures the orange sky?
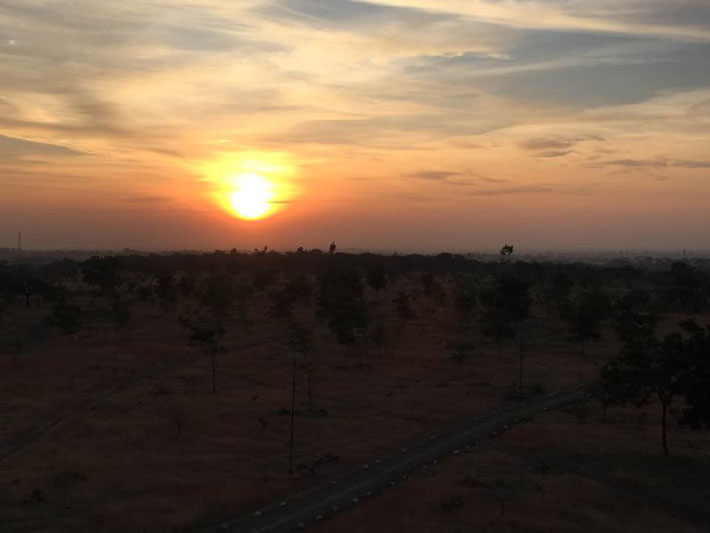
[1,1,709,251]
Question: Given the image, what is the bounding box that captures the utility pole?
[17,231,22,252]
[289,357,296,475]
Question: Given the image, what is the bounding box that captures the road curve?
[208,380,596,533]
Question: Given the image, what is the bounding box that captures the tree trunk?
[289,358,296,475]
[519,332,524,399]
[662,401,669,455]
[211,352,216,394]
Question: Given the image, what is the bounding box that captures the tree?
[197,275,237,320]
[499,244,514,263]
[328,241,337,255]
[81,256,122,299]
[366,266,388,295]
[288,320,318,411]
[181,317,225,393]
[154,271,178,310]
[677,320,710,430]
[317,268,368,348]
[565,289,610,353]
[10,266,52,309]
[480,306,514,356]
[269,274,313,319]
[481,276,531,397]
[602,311,680,455]
[666,262,706,314]
[540,270,574,317]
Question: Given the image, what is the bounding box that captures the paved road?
[209,381,596,533]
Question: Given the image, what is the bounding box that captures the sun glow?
[229,173,274,220]
[201,152,300,221]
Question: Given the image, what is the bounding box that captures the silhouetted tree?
[366,266,388,295]
[677,320,710,431]
[480,306,514,356]
[499,244,514,263]
[197,275,237,320]
[317,268,368,348]
[11,266,52,309]
[602,313,682,454]
[270,274,313,319]
[154,271,178,310]
[541,270,574,317]
[565,289,610,353]
[81,256,122,299]
[288,320,318,411]
[611,301,658,345]
[181,317,225,393]
[666,262,706,314]
[481,276,531,397]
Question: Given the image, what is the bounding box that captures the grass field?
[0,273,705,531]
[319,400,710,532]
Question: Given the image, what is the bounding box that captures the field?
[319,401,710,532]
[0,254,708,531]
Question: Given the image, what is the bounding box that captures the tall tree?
[481,276,531,397]
[288,320,318,411]
[602,311,683,455]
[677,320,710,431]
[366,266,388,295]
[317,268,368,348]
[181,317,225,394]
[565,289,610,353]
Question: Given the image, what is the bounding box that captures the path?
[209,381,596,533]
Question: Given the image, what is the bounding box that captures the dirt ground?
[318,400,710,533]
[0,278,701,531]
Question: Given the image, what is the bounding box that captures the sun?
[229,172,274,220]
[200,151,300,221]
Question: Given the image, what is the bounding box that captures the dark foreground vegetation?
[0,247,708,530]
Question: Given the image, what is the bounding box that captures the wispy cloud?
[0,134,85,158]
[1,0,709,249]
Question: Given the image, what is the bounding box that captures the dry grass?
[0,278,699,531]
[318,402,710,533]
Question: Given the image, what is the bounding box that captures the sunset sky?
[1,0,709,252]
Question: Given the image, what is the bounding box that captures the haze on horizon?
[1,0,709,252]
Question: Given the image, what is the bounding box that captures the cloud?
[0,134,85,158]
[121,195,171,203]
[465,185,554,196]
[537,150,572,158]
[521,138,577,151]
[357,0,710,42]
[407,170,461,180]
[257,0,449,29]
[591,158,710,169]
[1,0,710,252]
[520,135,604,158]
